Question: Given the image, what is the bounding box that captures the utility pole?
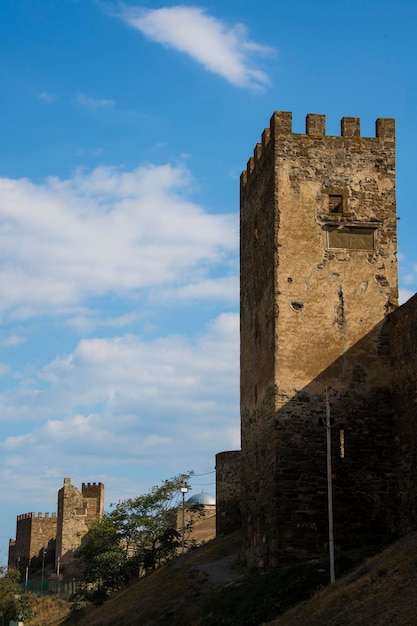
[324,388,335,583]
[41,547,46,591]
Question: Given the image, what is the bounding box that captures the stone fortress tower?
[9,477,104,576]
[218,111,404,568]
[8,512,57,573]
[56,478,104,569]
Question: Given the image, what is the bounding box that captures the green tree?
[0,567,33,623]
[76,516,127,597]
[74,472,202,604]
[108,472,194,572]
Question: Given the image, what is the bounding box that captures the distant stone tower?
[8,512,57,574]
[55,478,104,569]
[8,478,105,577]
[238,112,398,567]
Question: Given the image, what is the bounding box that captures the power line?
[190,482,215,487]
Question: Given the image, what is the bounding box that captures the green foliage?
[74,472,202,605]
[0,567,33,621]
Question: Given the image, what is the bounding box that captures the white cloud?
[0,311,239,423]
[399,287,415,304]
[1,334,26,347]
[0,162,237,320]
[38,91,56,103]
[0,157,239,514]
[117,5,274,89]
[66,311,141,333]
[156,275,238,303]
[402,272,415,285]
[75,92,115,109]
[397,251,417,304]
[0,313,240,501]
[3,312,237,420]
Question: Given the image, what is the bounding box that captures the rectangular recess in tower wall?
[325,225,376,250]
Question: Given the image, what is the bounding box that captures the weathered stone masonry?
[389,293,417,535]
[56,478,104,569]
[8,512,57,572]
[215,450,241,535]
[9,478,104,576]
[216,111,413,568]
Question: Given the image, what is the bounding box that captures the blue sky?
[0,0,416,562]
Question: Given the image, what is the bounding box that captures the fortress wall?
[9,479,104,575]
[215,451,241,535]
[8,512,57,571]
[389,293,417,534]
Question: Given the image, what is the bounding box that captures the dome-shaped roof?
[186,491,216,505]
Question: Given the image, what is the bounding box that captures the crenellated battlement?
[241,111,395,189]
[82,481,104,500]
[241,125,272,188]
[10,478,104,574]
[17,511,57,520]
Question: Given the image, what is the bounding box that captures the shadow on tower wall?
[218,293,417,568]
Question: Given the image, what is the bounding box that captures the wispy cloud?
[0,162,237,320]
[76,92,115,109]
[0,156,238,507]
[398,250,417,303]
[116,5,274,89]
[38,91,56,103]
[67,311,141,333]
[399,288,415,304]
[0,312,239,502]
[1,334,26,348]
[160,276,238,303]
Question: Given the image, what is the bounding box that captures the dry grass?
[265,532,417,626]
[32,530,417,625]
[63,532,245,626]
[25,594,71,626]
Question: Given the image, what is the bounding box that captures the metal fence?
[22,578,81,598]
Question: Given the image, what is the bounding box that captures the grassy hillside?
[29,530,417,625]
[268,531,417,626]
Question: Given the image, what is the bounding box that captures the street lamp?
[181,486,188,554]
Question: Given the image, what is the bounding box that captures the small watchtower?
[239,111,398,567]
